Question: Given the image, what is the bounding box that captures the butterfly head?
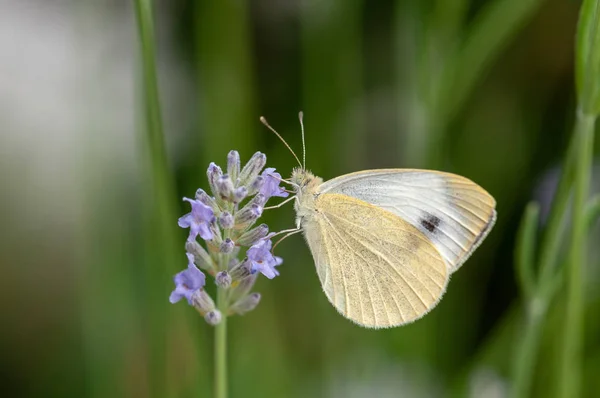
[290,167,322,193]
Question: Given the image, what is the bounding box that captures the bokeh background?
[1,0,599,397]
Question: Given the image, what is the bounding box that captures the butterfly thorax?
[291,168,323,228]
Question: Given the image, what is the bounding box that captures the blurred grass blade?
[195,1,257,159]
[515,202,539,299]
[440,0,544,122]
[133,0,180,396]
[511,202,542,398]
[510,300,546,398]
[432,0,470,43]
[575,0,600,114]
[585,194,600,230]
[536,133,576,288]
[397,0,544,167]
[301,0,365,173]
[559,109,596,398]
[559,2,600,395]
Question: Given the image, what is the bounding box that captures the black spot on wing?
[420,215,441,233]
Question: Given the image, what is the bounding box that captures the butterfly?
[261,113,496,328]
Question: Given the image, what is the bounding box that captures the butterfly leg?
[266,172,299,188]
[270,228,303,253]
[263,195,296,210]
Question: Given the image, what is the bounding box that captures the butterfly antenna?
[298,111,306,169]
[260,116,302,168]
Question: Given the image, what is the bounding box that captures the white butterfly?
[262,114,496,328]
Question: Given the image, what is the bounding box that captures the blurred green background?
[1,0,599,397]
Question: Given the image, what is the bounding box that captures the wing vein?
[322,214,371,324]
[323,212,430,312]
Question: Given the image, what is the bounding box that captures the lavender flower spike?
[260,167,290,200]
[178,197,215,242]
[170,253,206,304]
[247,239,283,279]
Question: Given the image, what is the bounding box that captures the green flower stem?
[214,287,228,398]
[559,110,596,398]
[214,211,232,398]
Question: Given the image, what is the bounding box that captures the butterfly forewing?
[319,170,497,272]
[303,193,448,328]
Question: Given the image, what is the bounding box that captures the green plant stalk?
[214,288,228,398]
[586,195,600,229]
[511,202,542,398]
[536,130,578,286]
[510,299,546,398]
[559,110,596,398]
[515,202,539,299]
[509,112,581,398]
[133,0,179,396]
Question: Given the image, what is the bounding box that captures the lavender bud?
[228,258,240,270]
[237,223,269,246]
[204,310,222,326]
[215,271,232,289]
[235,193,266,226]
[185,241,214,271]
[220,238,235,254]
[227,150,241,182]
[191,289,216,314]
[208,223,223,246]
[252,193,267,207]
[234,203,263,228]
[230,293,261,315]
[229,268,260,303]
[230,272,258,303]
[230,259,252,281]
[238,152,266,186]
[247,176,265,196]
[233,186,248,203]
[216,174,235,201]
[196,188,219,213]
[218,211,234,229]
[207,162,223,199]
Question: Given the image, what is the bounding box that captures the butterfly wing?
[303,193,448,328]
[318,169,496,272]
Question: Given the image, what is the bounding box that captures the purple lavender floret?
[169,253,206,305]
[247,239,283,279]
[178,197,215,242]
[260,168,289,200]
